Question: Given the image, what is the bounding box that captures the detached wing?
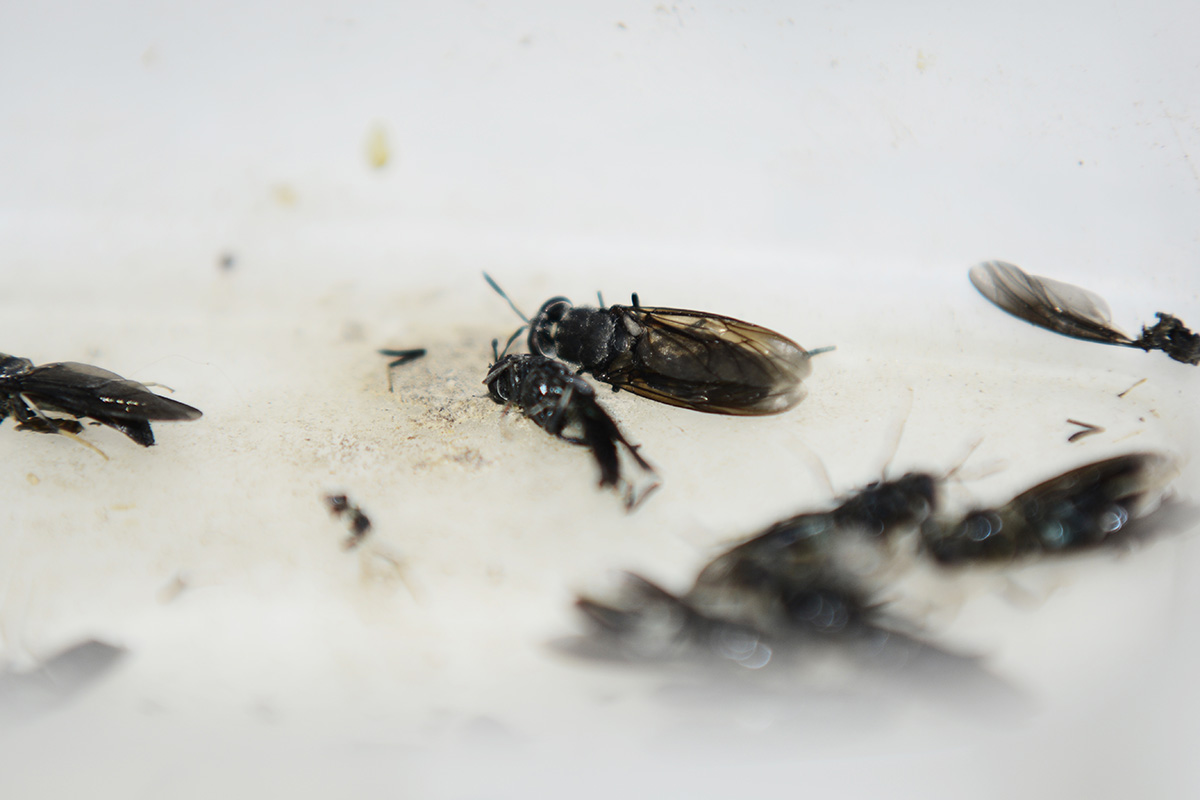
[19,363,203,421]
[599,307,813,415]
[969,261,1132,345]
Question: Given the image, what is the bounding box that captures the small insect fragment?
[325,493,373,549]
[379,348,427,369]
[969,261,1200,365]
[0,353,202,450]
[1066,419,1105,443]
[484,273,833,415]
[378,348,427,392]
[483,341,659,509]
[921,452,1178,564]
[1117,378,1147,399]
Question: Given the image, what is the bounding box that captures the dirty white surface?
[2,2,1200,798]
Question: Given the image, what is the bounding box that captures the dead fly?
[684,515,883,642]
[920,452,1179,565]
[680,475,940,638]
[377,348,427,392]
[484,341,659,509]
[484,273,833,415]
[324,493,373,549]
[0,353,202,454]
[969,261,1200,365]
[576,564,959,671]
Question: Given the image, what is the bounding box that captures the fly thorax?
[554,308,618,370]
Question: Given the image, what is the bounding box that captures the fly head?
[0,354,33,380]
[483,354,524,405]
[527,297,572,358]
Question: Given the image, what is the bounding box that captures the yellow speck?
[916,49,934,73]
[273,184,298,207]
[365,123,391,170]
[26,473,39,486]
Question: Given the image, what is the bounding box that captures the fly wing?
[18,363,203,421]
[599,307,813,415]
[969,261,1132,345]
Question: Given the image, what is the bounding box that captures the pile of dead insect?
[378,267,1195,674]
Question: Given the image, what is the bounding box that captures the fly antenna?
[482,272,530,323]
[493,328,523,360]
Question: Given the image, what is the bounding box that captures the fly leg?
[13,394,108,459]
[526,386,575,440]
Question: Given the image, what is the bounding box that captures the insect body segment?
[485,273,828,415]
[0,353,202,448]
[970,261,1200,365]
[483,349,658,508]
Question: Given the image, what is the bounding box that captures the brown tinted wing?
[969,261,1132,345]
[20,363,203,421]
[599,307,813,415]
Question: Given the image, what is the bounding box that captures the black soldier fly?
[324,493,373,549]
[969,261,1200,365]
[483,340,659,509]
[484,273,833,415]
[575,558,964,671]
[0,353,202,452]
[920,452,1178,564]
[680,473,939,638]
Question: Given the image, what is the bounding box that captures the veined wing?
[600,307,813,415]
[969,261,1132,345]
[19,362,202,421]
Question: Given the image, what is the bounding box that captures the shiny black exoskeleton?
[484,273,827,415]
[831,473,937,536]
[483,349,657,506]
[0,352,202,447]
[921,453,1176,564]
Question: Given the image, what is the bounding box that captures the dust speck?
[365,122,391,169]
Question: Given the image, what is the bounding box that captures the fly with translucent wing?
[484,274,833,415]
[920,452,1179,564]
[0,353,202,449]
[969,261,1200,365]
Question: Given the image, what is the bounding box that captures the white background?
[2,2,1199,797]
